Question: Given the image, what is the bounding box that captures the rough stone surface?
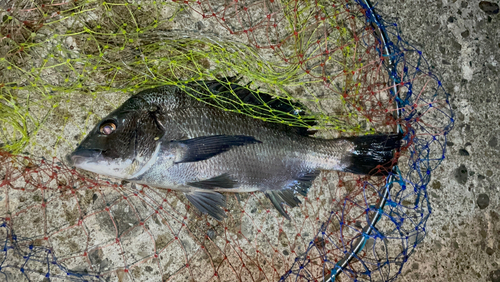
[479,1,500,15]
[491,269,500,282]
[377,0,500,281]
[478,193,491,209]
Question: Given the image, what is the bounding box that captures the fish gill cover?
[0,0,453,281]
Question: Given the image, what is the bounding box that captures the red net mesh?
[1,150,391,281]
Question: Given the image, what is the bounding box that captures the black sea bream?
[70,80,400,220]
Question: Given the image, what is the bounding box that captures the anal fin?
[265,191,298,221]
[293,170,320,196]
[185,191,227,220]
[265,170,320,220]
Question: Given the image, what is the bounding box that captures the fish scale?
[70,82,401,220]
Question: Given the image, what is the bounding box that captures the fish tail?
[342,134,402,176]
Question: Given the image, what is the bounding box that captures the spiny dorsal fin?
[201,79,317,136]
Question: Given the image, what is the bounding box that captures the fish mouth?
[68,148,103,167]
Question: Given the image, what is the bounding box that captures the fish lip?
[69,148,103,166]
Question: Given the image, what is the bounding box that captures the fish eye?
[99,121,117,135]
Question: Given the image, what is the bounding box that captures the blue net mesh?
[0,0,453,281]
[281,1,453,281]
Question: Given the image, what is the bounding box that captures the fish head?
[69,95,166,179]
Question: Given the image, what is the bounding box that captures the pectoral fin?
[185,190,227,220]
[174,135,261,164]
[187,173,237,189]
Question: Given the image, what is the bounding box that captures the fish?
[69,79,401,220]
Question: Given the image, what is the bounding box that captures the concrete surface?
[376,0,500,281]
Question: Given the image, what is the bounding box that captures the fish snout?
[68,148,103,167]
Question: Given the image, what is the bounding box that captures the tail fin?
[343,134,401,176]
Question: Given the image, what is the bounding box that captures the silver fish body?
[70,82,400,220]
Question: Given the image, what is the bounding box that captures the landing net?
[0,0,453,281]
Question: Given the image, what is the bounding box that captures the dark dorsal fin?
[265,170,320,220]
[174,135,261,164]
[202,78,317,136]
